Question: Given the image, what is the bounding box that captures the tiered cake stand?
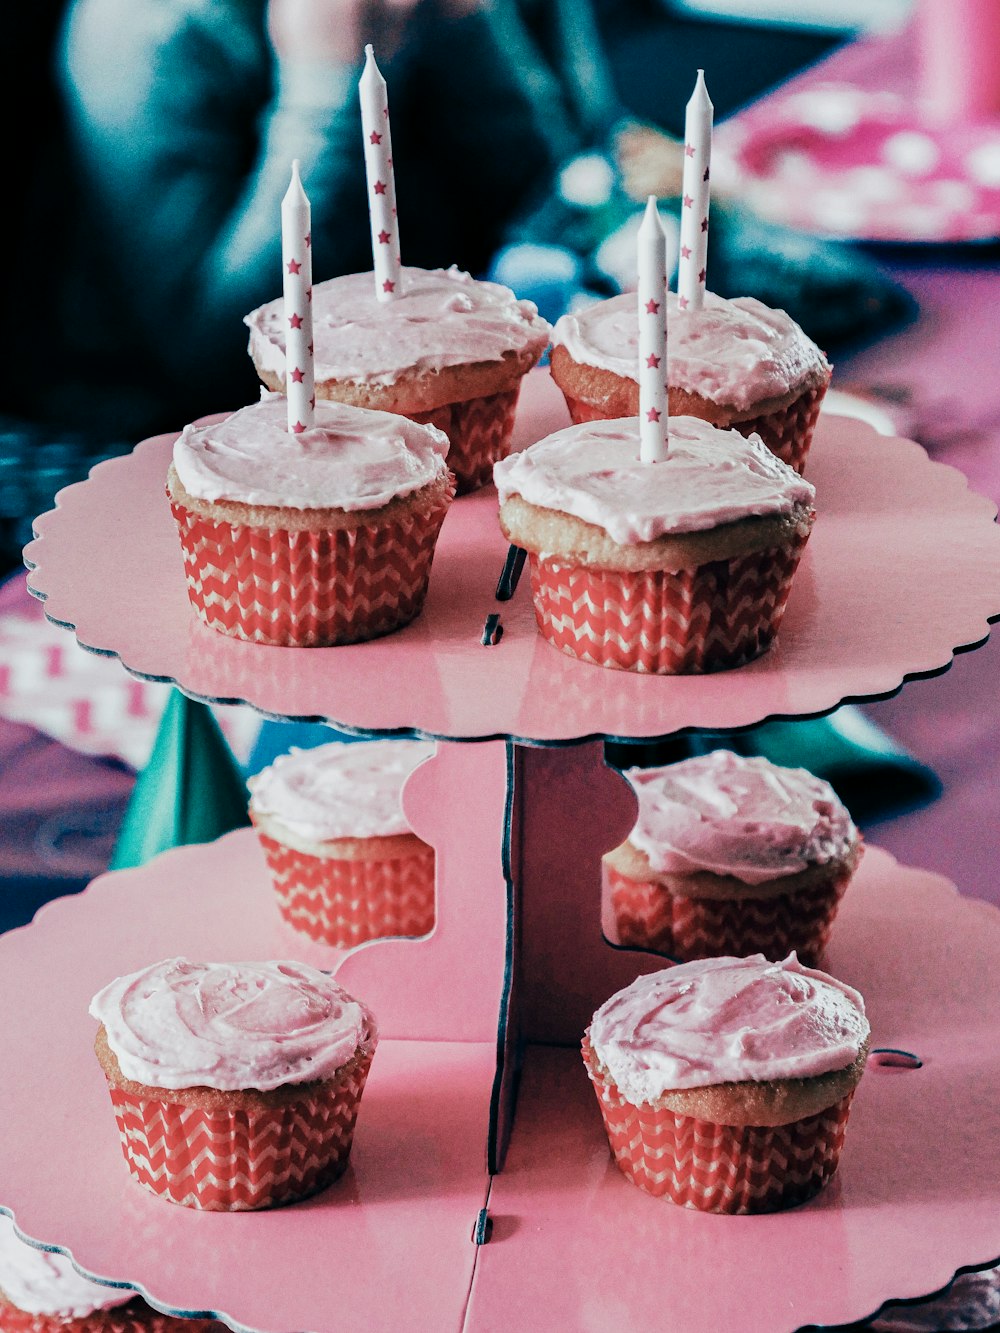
[5,371,1000,1332]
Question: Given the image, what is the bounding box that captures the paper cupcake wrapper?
[527,538,807,674]
[105,1050,374,1211]
[169,491,451,646]
[410,385,520,494]
[253,825,435,947]
[582,1037,855,1213]
[0,1303,219,1333]
[0,1303,222,1333]
[562,379,827,475]
[608,863,852,965]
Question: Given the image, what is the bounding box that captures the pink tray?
[2,741,999,1332]
[715,81,1000,244]
[23,372,1000,743]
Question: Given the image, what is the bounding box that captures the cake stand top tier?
[23,373,1000,744]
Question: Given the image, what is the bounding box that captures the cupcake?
[244,266,552,494]
[90,959,378,1211]
[550,290,831,473]
[248,738,437,948]
[0,1216,220,1332]
[582,954,870,1212]
[167,392,454,647]
[605,750,862,963]
[493,415,815,674]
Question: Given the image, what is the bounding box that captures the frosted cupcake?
[606,751,862,963]
[583,954,870,1212]
[493,415,815,674]
[248,738,436,948]
[167,392,454,646]
[90,959,378,1211]
[550,291,831,473]
[0,1216,220,1331]
[244,266,551,493]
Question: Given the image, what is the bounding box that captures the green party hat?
[109,689,250,871]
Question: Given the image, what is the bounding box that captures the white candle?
[359,44,402,301]
[637,196,669,464]
[281,159,314,433]
[678,69,713,313]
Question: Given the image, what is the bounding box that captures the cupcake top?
[552,290,829,410]
[588,954,869,1103]
[248,738,435,842]
[90,959,375,1092]
[245,266,552,387]
[623,750,858,885]
[492,415,815,545]
[172,392,450,510]
[0,1216,133,1318]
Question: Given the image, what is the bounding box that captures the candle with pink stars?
[678,69,713,313]
[281,159,314,433]
[637,195,669,463]
[359,44,401,302]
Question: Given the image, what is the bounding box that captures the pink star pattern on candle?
[281,159,314,433]
[678,69,713,313]
[360,46,402,302]
[637,196,669,463]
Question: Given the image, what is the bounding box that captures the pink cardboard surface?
[23,371,1000,743]
[0,742,511,1332]
[470,843,1000,1333]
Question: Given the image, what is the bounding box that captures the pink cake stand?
[1,743,998,1333]
[21,371,1000,742]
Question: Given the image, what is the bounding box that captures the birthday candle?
[359,45,402,301]
[678,70,713,313]
[637,196,669,463]
[281,159,314,433]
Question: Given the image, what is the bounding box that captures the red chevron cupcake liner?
[582,1037,854,1213]
[252,825,436,947]
[527,538,807,674]
[0,1297,221,1333]
[169,490,452,647]
[106,1048,374,1211]
[562,380,826,475]
[410,385,520,494]
[607,864,852,964]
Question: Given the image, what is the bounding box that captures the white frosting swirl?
[248,738,436,841]
[625,751,858,885]
[0,1216,133,1317]
[589,954,869,1103]
[493,415,815,545]
[90,959,375,1091]
[553,290,829,410]
[172,392,450,510]
[245,266,551,386]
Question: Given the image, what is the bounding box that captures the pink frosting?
[492,415,814,544]
[0,1216,133,1317]
[248,738,435,841]
[589,954,869,1102]
[90,959,375,1091]
[244,265,551,386]
[624,751,858,885]
[553,290,829,411]
[172,392,450,510]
